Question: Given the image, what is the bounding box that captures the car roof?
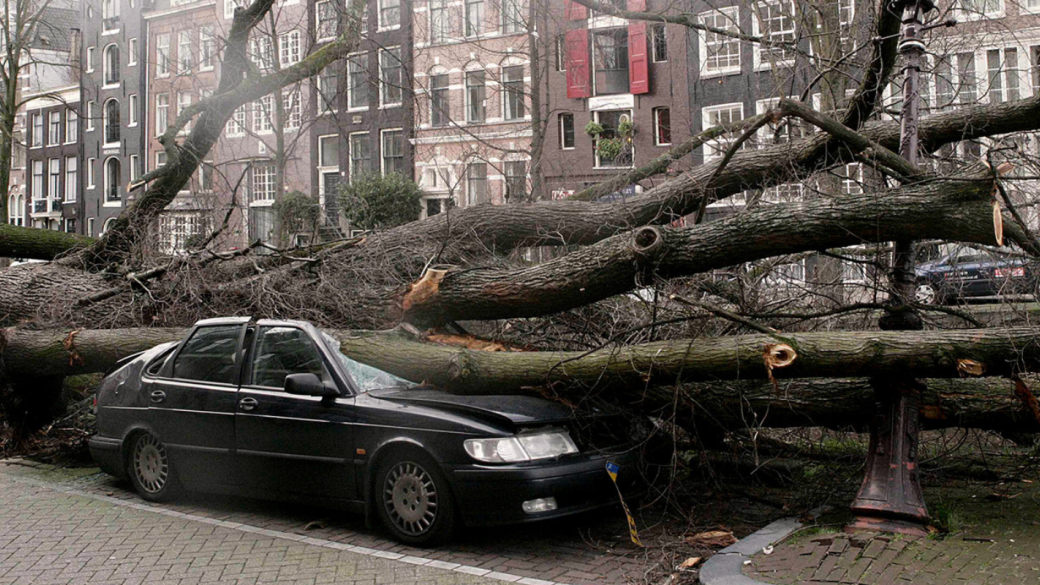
[194,316,252,327]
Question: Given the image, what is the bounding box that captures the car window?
[172,325,242,384]
[145,346,176,377]
[321,331,417,393]
[251,326,327,390]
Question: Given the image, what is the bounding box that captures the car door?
[146,321,247,489]
[235,324,357,500]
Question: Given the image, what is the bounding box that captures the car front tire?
[375,449,456,546]
[127,432,180,503]
[914,282,942,305]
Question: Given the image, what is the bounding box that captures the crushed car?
[89,317,658,545]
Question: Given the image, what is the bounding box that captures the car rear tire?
[375,449,456,546]
[127,432,180,503]
[914,283,942,305]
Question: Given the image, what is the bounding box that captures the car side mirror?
[284,373,339,399]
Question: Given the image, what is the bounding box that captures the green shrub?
[337,173,425,231]
[273,191,321,245]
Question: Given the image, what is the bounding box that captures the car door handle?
[149,390,166,403]
[239,397,258,412]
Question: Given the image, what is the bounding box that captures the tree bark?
[0,224,94,260]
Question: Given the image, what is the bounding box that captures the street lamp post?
[847,0,939,536]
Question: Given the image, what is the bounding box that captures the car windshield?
[321,331,417,393]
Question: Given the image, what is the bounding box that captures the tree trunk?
[0,224,94,260]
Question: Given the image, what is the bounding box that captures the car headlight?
[464,429,579,463]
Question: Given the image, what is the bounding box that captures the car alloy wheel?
[128,433,179,502]
[384,461,438,536]
[915,283,938,305]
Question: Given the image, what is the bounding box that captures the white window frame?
[559,112,575,150]
[178,92,192,134]
[155,94,169,136]
[279,30,301,68]
[653,107,671,146]
[86,46,95,72]
[156,34,171,77]
[378,0,401,31]
[225,105,246,137]
[252,95,274,134]
[130,154,140,181]
[128,94,139,127]
[128,38,138,66]
[698,7,741,78]
[65,156,77,203]
[200,28,215,71]
[31,113,42,147]
[702,102,745,162]
[348,131,370,179]
[103,157,122,205]
[283,87,301,130]
[178,31,194,73]
[251,164,276,205]
[502,65,525,121]
[347,53,368,111]
[984,46,1025,105]
[102,43,120,87]
[316,1,337,42]
[48,111,61,146]
[379,47,403,108]
[957,0,1004,21]
[65,109,77,144]
[752,0,796,71]
[87,158,96,189]
[318,134,340,171]
[48,158,60,202]
[380,128,404,176]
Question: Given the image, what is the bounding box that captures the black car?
[914,247,1039,305]
[89,318,650,545]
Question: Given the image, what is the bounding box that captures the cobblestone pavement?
[747,531,1040,585]
[0,469,514,585]
[0,462,659,585]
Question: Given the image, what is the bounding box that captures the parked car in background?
[89,318,656,545]
[914,246,1039,305]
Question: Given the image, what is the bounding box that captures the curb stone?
[700,512,821,585]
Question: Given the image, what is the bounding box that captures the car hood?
[369,388,579,425]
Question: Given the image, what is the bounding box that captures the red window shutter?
[629,22,650,94]
[627,0,647,10]
[566,1,588,20]
[565,28,590,99]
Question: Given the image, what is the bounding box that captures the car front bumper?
[446,445,643,527]
[88,435,128,480]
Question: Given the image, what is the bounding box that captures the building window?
[160,213,201,254]
[86,102,96,132]
[226,105,246,136]
[504,161,526,201]
[279,30,301,67]
[283,88,301,130]
[959,0,1002,17]
[156,94,169,135]
[987,48,1020,104]
[466,70,485,123]
[466,163,487,205]
[651,24,668,62]
[754,0,795,66]
[129,94,138,126]
[31,113,42,147]
[102,0,119,31]
[348,53,369,109]
[178,92,192,133]
[87,158,96,188]
[702,102,745,161]
[349,132,370,178]
[32,160,43,200]
[200,28,215,70]
[130,154,140,181]
[318,135,339,169]
[430,73,450,127]
[501,0,523,33]
[555,37,566,71]
[654,107,671,146]
[8,194,24,225]
[318,67,338,114]
[251,36,274,72]
[157,34,170,77]
[380,47,403,106]
[128,38,138,66]
[86,46,95,72]
[316,1,337,41]
[48,111,61,145]
[593,29,629,95]
[104,44,120,85]
[559,113,575,149]
[156,151,167,168]
[103,100,120,145]
[699,7,741,76]
[252,164,276,203]
[65,109,77,143]
[957,52,977,104]
[465,0,484,36]
[178,31,194,73]
[431,0,451,43]
[379,0,400,28]
[381,129,404,175]
[503,65,525,120]
[225,0,246,18]
[48,159,60,202]
[253,95,273,133]
[593,110,633,168]
[105,158,121,202]
[65,157,77,202]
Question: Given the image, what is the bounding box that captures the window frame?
[64,156,77,203]
[167,323,247,386]
[698,7,741,78]
[156,34,171,78]
[379,47,403,107]
[653,106,671,146]
[380,128,404,176]
[559,112,575,149]
[349,131,371,179]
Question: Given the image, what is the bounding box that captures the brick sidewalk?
[747,532,1040,585]
[0,463,659,585]
[0,470,505,585]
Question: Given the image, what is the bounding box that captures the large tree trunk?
[0,224,94,261]
[4,327,1040,433]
